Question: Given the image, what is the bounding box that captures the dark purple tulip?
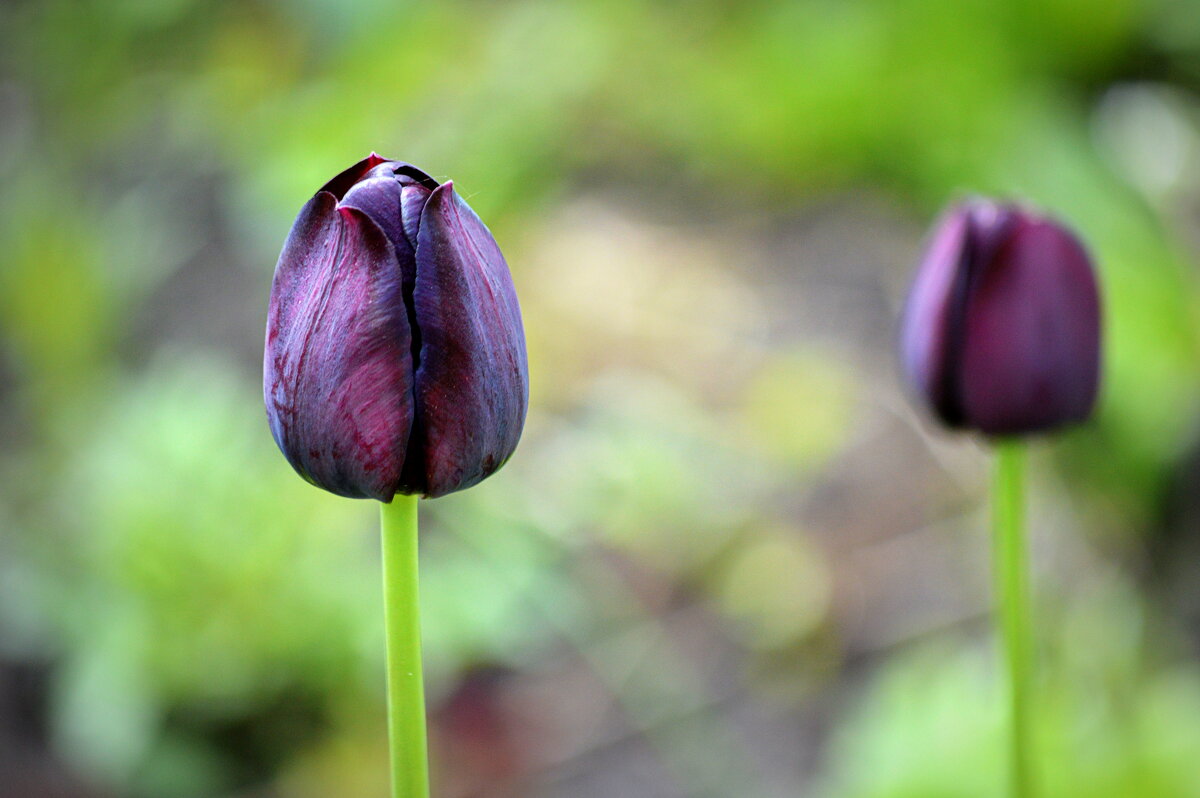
[900,199,1101,436]
[264,155,528,500]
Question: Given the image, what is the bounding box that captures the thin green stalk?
[993,441,1034,798]
[380,494,430,798]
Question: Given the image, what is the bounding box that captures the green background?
[4,0,1200,795]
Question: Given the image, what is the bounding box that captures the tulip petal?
[264,192,415,500]
[319,153,391,199]
[341,170,413,265]
[404,183,529,497]
[340,167,434,294]
[900,206,972,426]
[959,215,1101,435]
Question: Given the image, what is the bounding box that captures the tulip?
[899,198,1103,798]
[264,154,528,501]
[900,199,1101,437]
[264,155,529,798]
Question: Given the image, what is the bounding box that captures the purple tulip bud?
[900,199,1101,436]
[264,155,528,500]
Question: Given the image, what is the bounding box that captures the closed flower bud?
[264,155,528,500]
[900,199,1101,436]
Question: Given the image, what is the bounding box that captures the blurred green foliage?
[4,0,1200,795]
[820,577,1200,798]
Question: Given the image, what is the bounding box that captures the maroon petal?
[959,214,1101,435]
[403,183,529,497]
[340,165,435,294]
[264,192,415,500]
[319,153,391,199]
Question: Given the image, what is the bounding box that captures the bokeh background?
[4,0,1200,796]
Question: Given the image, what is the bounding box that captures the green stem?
[993,441,1034,798]
[380,494,430,798]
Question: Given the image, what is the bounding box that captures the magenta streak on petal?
[264,194,415,500]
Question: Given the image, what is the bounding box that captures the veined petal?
[404,183,529,497]
[264,192,415,500]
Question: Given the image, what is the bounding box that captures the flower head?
[900,199,1101,436]
[264,155,528,500]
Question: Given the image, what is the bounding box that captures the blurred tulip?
[433,667,527,798]
[264,155,528,500]
[900,199,1101,436]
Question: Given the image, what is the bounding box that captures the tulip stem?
[993,441,1034,798]
[380,494,430,798]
